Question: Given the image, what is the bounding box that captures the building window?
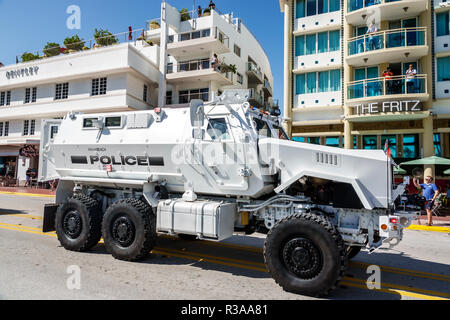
[296,0,340,18]
[24,87,37,104]
[295,30,340,56]
[234,44,241,57]
[403,134,419,159]
[381,135,397,158]
[363,135,377,150]
[437,56,450,82]
[23,120,29,136]
[308,137,321,145]
[325,137,340,148]
[434,133,442,157]
[293,137,305,142]
[92,78,107,96]
[0,121,9,137]
[55,83,69,100]
[437,12,450,37]
[0,91,11,106]
[50,126,59,140]
[179,88,209,104]
[23,120,35,136]
[237,73,243,84]
[166,91,172,105]
[143,84,148,102]
[297,70,340,95]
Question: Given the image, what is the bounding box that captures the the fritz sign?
[353,100,422,116]
[5,66,39,80]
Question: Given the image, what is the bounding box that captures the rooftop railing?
[348,0,402,12]
[348,27,427,56]
[14,29,147,64]
[347,74,427,100]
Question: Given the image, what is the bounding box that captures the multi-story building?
[280,0,450,182]
[0,2,275,185]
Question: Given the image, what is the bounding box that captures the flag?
[384,139,390,157]
[128,26,133,41]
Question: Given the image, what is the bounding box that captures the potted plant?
[21,52,40,62]
[43,42,61,57]
[64,35,85,52]
[94,28,118,47]
[180,8,191,22]
[219,63,237,74]
[149,20,160,30]
[203,8,211,16]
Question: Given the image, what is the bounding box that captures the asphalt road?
[0,193,449,300]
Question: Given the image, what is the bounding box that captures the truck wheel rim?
[282,238,323,279]
[112,216,135,248]
[63,210,82,239]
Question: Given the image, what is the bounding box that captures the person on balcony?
[406,64,417,94]
[198,5,203,18]
[366,23,379,50]
[211,54,218,71]
[382,67,394,94]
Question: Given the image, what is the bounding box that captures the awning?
[346,111,430,123]
[400,156,450,166]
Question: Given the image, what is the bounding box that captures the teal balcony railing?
[348,27,426,56]
[348,0,401,12]
[347,74,427,100]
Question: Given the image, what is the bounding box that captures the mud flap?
[43,204,59,233]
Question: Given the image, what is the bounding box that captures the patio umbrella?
[393,167,407,175]
[400,156,450,166]
[444,168,450,175]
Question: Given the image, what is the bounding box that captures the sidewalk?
[0,187,56,196]
[412,214,450,227]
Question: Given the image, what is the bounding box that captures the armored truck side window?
[83,118,97,128]
[105,117,122,128]
[253,118,272,138]
[207,118,230,141]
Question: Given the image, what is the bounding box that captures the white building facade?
[280,0,450,181]
[0,2,275,184]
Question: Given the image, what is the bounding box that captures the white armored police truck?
[39,90,416,296]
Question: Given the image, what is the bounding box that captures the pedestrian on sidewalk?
[413,176,439,226]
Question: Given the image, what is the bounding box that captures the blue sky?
[0,0,284,106]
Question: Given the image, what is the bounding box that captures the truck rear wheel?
[55,194,102,252]
[102,199,157,261]
[264,212,347,297]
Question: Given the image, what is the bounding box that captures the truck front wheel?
[102,199,157,261]
[264,212,347,297]
[55,194,102,252]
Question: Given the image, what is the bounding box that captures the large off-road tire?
[347,246,362,260]
[102,198,157,261]
[55,194,102,252]
[264,212,347,297]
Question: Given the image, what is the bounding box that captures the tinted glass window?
[207,118,230,140]
[105,117,121,127]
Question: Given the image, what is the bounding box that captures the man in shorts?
[413,175,439,226]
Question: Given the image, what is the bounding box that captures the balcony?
[262,79,273,97]
[166,59,233,85]
[347,74,429,103]
[246,62,263,85]
[346,0,428,25]
[167,27,230,59]
[346,28,428,66]
[248,88,265,109]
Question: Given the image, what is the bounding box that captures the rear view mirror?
[190,100,205,127]
[92,117,104,129]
